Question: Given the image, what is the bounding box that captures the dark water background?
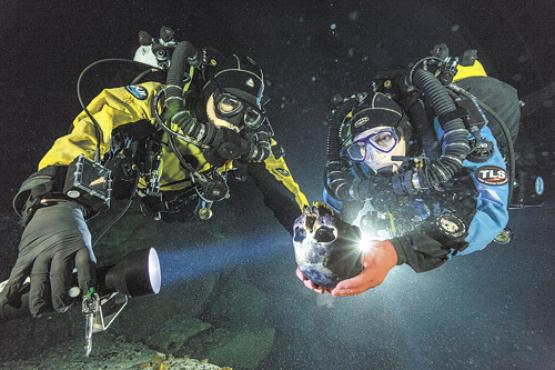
[1,1,554,369]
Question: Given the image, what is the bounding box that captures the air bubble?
[348,10,359,21]
[517,55,529,63]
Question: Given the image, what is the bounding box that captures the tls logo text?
[476,166,508,186]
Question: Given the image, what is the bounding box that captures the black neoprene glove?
[1,200,96,317]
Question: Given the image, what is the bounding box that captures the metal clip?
[81,288,129,357]
[82,288,100,357]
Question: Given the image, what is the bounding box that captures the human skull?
[293,203,363,289]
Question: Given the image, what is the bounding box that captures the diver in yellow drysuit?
[1,40,308,317]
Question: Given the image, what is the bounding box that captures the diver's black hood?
[350,92,410,137]
[201,54,265,109]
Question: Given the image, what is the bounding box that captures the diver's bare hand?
[295,267,330,294]
[331,240,397,297]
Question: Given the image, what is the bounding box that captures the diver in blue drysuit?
[301,59,521,296]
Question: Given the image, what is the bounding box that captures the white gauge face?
[438,214,466,238]
[67,190,81,199]
[440,218,459,233]
[133,45,163,69]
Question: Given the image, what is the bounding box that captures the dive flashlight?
[0,248,161,322]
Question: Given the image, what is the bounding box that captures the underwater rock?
[204,267,270,326]
[0,332,225,370]
[203,328,275,369]
[147,317,212,352]
[0,304,85,361]
[112,273,218,342]
[184,268,276,368]
[90,203,178,262]
[1,209,84,363]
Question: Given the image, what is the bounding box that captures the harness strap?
[12,166,68,224]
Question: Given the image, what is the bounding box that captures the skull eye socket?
[314,226,336,243]
[293,227,306,243]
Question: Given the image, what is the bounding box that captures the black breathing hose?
[393,69,471,194]
[92,175,139,248]
[246,128,273,162]
[131,67,161,85]
[76,59,138,161]
[405,98,438,160]
[164,41,219,147]
[324,98,360,200]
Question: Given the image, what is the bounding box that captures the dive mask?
[346,127,399,162]
[215,92,265,130]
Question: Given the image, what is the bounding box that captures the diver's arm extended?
[15,82,163,218]
[391,196,506,273]
[5,82,170,319]
[38,82,162,169]
[247,139,309,233]
[325,183,417,271]
[4,83,163,317]
[390,230,460,272]
[393,123,509,272]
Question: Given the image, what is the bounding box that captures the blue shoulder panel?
[434,119,509,255]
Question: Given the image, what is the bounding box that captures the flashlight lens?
[149,248,161,294]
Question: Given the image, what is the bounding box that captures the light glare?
[148,248,162,294]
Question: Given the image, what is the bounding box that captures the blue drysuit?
[324,76,518,272]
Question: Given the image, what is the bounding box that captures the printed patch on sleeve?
[274,168,290,177]
[475,166,508,186]
[125,85,148,100]
[436,213,466,239]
